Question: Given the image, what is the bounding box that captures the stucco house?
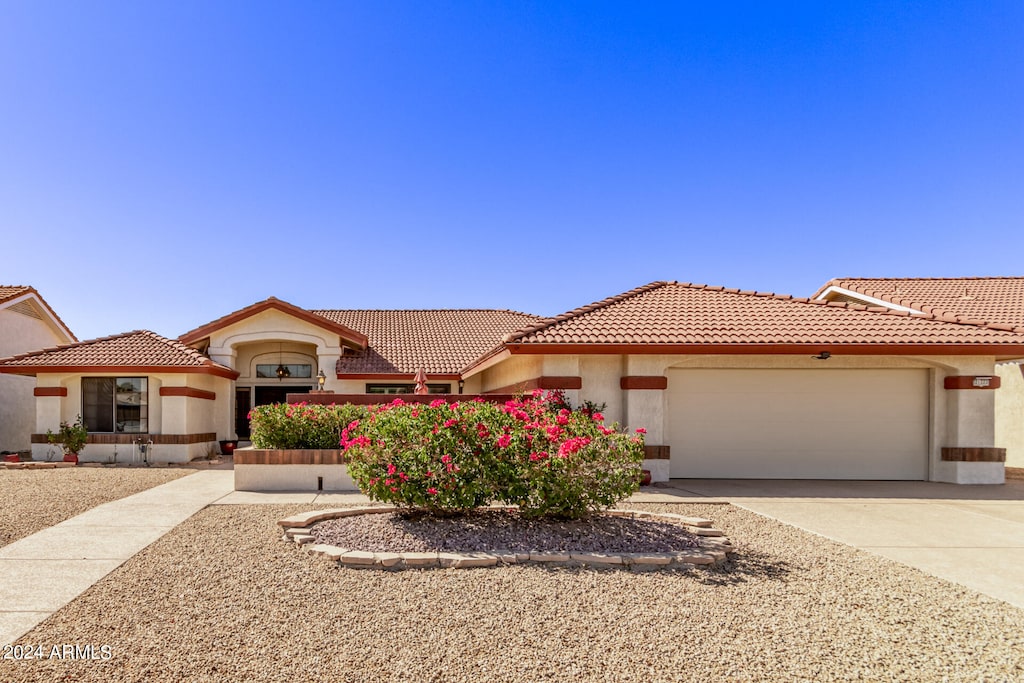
[0,286,76,453]
[813,277,1024,472]
[2,280,1023,485]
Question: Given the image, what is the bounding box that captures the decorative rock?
[529,551,571,563]
[402,552,440,568]
[339,550,376,566]
[674,552,716,565]
[686,526,725,537]
[570,552,623,565]
[292,534,316,545]
[624,553,672,566]
[374,552,403,568]
[452,553,498,568]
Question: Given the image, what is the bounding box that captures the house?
[3,280,1024,484]
[813,277,1024,472]
[0,286,76,453]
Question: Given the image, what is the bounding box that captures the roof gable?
[179,297,368,349]
[0,285,76,342]
[0,330,238,378]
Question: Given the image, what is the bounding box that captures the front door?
[235,388,252,438]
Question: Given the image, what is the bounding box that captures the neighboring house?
[814,277,1024,472]
[3,280,1024,485]
[0,286,76,453]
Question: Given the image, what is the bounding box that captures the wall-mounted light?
[458,378,465,394]
[317,369,327,390]
[812,351,831,361]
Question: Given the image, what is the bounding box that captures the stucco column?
[935,359,1004,484]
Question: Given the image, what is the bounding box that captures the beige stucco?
[996,362,1024,469]
[0,297,74,452]
[29,371,231,464]
[477,351,1006,484]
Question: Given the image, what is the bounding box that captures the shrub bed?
[343,391,645,519]
[249,403,368,450]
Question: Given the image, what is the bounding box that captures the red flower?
[427,487,438,495]
[497,434,512,448]
[635,427,647,434]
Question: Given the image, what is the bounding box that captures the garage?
[666,368,929,480]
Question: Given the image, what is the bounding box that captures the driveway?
[664,478,1024,609]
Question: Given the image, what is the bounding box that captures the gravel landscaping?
[309,509,702,554]
[4,502,1023,682]
[0,467,195,547]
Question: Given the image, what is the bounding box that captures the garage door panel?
[667,369,928,480]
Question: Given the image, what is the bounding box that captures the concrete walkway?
[667,479,1024,609]
[0,469,234,645]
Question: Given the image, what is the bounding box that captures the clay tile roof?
[500,281,1024,348]
[0,285,33,304]
[312,309,542,375]
[0,285,77,342]
[814,277,1024,331]
[0,330,237,378]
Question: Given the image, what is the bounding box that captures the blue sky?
[2,2,1022,342]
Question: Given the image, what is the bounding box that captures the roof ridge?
[501,281,673,343]
[312,308,542,316]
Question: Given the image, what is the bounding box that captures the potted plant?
[47,415,89,464]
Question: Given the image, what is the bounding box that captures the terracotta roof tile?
[502,281,1024,347]
[0,330,236,376]
[0,285,33,304]
[312,310,542,375]
[815,277,1024,330]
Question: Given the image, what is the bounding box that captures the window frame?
[81,377,149,434]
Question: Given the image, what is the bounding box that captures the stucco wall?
[996,362,1024,469]
[0,305,71,451]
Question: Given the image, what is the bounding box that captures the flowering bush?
[249,403,367,449]
[343,391,645,519]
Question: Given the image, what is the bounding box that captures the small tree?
[47,415,89,457]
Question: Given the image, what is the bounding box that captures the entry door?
[234,388,251,438]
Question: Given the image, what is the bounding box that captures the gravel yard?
[0,467,195,547]
[4,502,1023,682]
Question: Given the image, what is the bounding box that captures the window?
[256,364,312,379]
[366,383,451,394]
[82,377,149,433]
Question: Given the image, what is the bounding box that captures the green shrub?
[342,392,645,519]
[248,403,367,449]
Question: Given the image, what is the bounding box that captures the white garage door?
[666,369,928,480]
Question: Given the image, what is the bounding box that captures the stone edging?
[278,506,736,571]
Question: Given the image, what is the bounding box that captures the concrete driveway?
[665,478,1024,609]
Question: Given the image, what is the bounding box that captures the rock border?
[278,506,736,571]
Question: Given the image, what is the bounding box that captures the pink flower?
[426,471,434,478]
[497,434,512,448]
[427,487,438,495]
[592,412,604,422]
[556,414,569,425]
[444,419,457,428]
[411,409,419,418]
[441,454,452,464]
[635,427,647,434]
[430,399,445,408]
[546,425,563,439]
[391,398,406,407]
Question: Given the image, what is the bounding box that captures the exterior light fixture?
[317,369,327,390]
[276,344,291,380]
[812,351,831,361]
[458,378,465,394]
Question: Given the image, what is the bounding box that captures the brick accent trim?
[33,387,67,397]
[943,375,1001,390]
[621,376,668,390]
[32,432,216,445]
[643,445,670,460]
[235,448,349,465]
[160,386,216,401]
[485,376,582,394]
[941,447,1006,462]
